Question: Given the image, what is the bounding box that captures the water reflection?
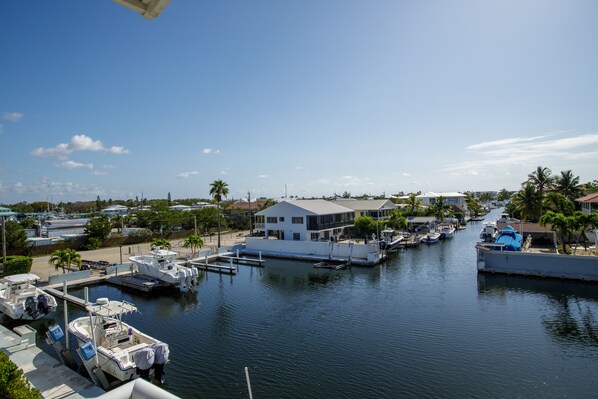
[477,274,598,349]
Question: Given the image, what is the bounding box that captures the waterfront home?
[254,199,354,241]
[169,204,192,212]
[416,192,468,209]
[332,199,397,220]
[101,204,129,216]
[575,192,598,215]
[405,216,437,231]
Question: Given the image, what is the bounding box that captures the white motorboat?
[480,221,498,242]
[425,232,441,244]
[439,224,456,239]
[379,229,404,250]
[0,273,57,320]
[129,249,198,292]
[68,298,169,383]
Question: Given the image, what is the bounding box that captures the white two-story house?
[254,199,355,241]
[332,199,397,220]
[416,192,468,210]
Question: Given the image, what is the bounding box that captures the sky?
[1,0,597,203]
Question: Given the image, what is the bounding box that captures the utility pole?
[194,215,198,235]
[248,191,252,233]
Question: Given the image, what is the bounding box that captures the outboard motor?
[151,343,170,383]
[25,296,37,318]
[37,294,50,315]
[134,347,155,379]
[379,240,387,250]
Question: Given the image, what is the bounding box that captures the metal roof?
[332,199,397,211]
[255,200,354,216]
[576,192,598,203]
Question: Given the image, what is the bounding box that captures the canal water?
[17,209,598,397]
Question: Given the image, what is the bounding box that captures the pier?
[189,260,237,275]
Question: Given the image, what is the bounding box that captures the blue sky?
[1,0,597,203]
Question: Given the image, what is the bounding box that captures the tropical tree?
[572,211,598,253]
[465,193,483,217]
[48,248,82,273]
[151,238,171,250]
[427,196,452,222]
[84,216,112,240]
[209,180,229,248]
[497,188,512,202]
[183,234,204,256]
[385,210,408,231]
[404,193,423,216]
[554,170,582,202]
[539,211,575,254]
[543,192,575,216]
[353,216,376,242]
[527,166,555,207]
[0,220,28,250]
[512,183,542,221]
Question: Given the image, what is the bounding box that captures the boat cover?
[86,300,138,317]
[134,347,155,371]
[493,225,523,251]
[152,342,170,365]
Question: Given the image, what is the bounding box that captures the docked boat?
[439,224,456,239]
[479,221,498,243]
[0,273,57,320]
[424,232,441,244]
[68,298,169,383]
[491,225,523,251]
[379,229,404,250]
[129,249,198,293]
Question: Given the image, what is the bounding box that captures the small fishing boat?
[439,224,456,239]
[479,221,498,243]
[0,273,57,320]
[425,232,441,244]
[68,298,169,383]
[129,248,198,292]
[379,229,404,250]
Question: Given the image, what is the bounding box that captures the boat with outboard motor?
[479,221,498,243]
[0,273,57,320]
[68,298,169,383]
[439,224,456,239]
[129,248,198,293]
[379,229,404,251]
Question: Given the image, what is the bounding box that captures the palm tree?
[386,210,408,231]
[572,211,598,253]
[512,183,542,221]
[183,234,204,256]
[404,193,423,216]
[527,166,555,206]
[543,192,575,216]
[48,248,82,274]
[554,170,582,202]
[210,180,229,248]
[151,238,171,250]
[539,211,575,254]
[428,196,452,223]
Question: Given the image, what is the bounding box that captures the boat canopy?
[3,273,40,284]
[494,225,523,251]
[86,300,138,317]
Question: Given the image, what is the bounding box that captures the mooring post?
[259,251,262,261]
[205,254,208,265]
[84,287,89,305]
[236,249,239,258]
[63,280,69,348]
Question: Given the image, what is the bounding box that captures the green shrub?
[558,244,572,255]
[83,237,103,250]
[0,351,42,399]
[3,256,33,276]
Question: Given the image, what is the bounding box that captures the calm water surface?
[18,209,598,398]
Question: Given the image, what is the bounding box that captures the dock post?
[230,258,233,268]
[84,287,89,305]
[259,251,262,261]
[63,281,70,349]
[244,367,254,399]
[205,254,209,265]
[236,249,239,258]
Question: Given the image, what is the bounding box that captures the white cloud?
[31,134,130,158]
[258,174,268,178]
[56,160,94,169]
[91,171,108,176]
[1,112,24,122]
[177,171,199,178]
[402,172,410,177]
[102,164,115,169]
[295,166,303,170]
[203,148,220,155]
[444,132,598,174]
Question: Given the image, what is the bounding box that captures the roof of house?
[332,199,397,211]
[102,205,128,211]
[255,199,354,216]
[575,192,598,203]
[406,216,437,224]
[416,192,466,198]
[228,200,267,210]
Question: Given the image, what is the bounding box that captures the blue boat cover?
[493,225,522,251]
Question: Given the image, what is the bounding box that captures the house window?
[292,217,303,224]
[310,233,319,241]
[279,217,285,222]
[267,217,277,223]
[293,233,300,240]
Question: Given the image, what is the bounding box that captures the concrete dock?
[0,324,105,399]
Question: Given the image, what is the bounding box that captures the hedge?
[0,351,42,399]
[2,256,33,276]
